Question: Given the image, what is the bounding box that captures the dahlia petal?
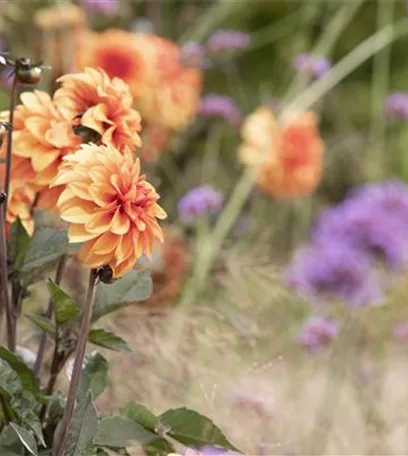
[68,224,100,242]
[91,231,120,254]
[59,199,96,223]
[85,210,114,233]
[110,208,130,234]
[31,148,60,172]
[69,181,94,201]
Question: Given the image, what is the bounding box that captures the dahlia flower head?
[238,107,324,198]
[284,244,383,309]
[178,185,223,223]
[297,316,338,350]
[292,53,331,79]
[73,28,202,130]
[52,143,166,278]
[384,92,408,120]
[198,94,241,126]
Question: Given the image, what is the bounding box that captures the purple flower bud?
[293,53,331,79]
[198,94,241,126]
[80,0,118,15]
[180,41,206,68]
[178,185,223,223]
[297,316,338,350]
[206,29,250,53]
[384,92,408,120]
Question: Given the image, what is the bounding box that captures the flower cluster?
[2,67,166,277]
[198,94,241,126]
[74,29,202,130]
[238,107,324,198]
[384,92,408,120]
[293,53,331,79]
[286,180,408,310]
[178,185,223,224]
[297,316,338,350]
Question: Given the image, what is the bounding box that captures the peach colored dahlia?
[51,143,166,278]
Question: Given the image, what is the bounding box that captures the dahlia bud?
[15,58,42,85]
[98,265,116,284]
[0,191,6,204]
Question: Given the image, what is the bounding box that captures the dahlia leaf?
[88,329,131,353]
[0,425,25,456]
[94,417,158,448]
[9,423,38,456]
[122,402,158,432]
[64,393,99,456]
[77,352,108,401]
[92,270,152,322]
[47,279,80,326]
[24,314,57,339]
[158,407,239,452]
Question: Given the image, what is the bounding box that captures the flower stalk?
[53,268,98,456]
[34,254,68,377]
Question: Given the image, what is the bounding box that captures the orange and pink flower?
[52,143,167,278]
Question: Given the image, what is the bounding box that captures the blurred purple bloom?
[313,181,408,269]
[384,92,408,120]
[178,185,223,223]
[393,321,408,343]
[293,53,331,79]
[180,41,206,68]
[206,29,250,53]
[198,94,241,126]
[297,316,338,350]
[285,245,383,308]
[185,446,238,456]
[81,0,118,15]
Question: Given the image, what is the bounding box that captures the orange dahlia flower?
[74,29,202,130]
[239,107,324,198]
[51,143,167,278]
[54,67,142,152]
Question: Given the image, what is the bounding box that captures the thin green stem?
[53,269,98,456]
[369,0,395,176]
[34,254,68,377]
[3,75,18,214]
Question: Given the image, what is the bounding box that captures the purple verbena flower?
[206,29,250,53]
[180,41,206,68]
[313,181,408,269]
[393,321,408,342]
[178,185,223,223]
[185,446,239,456]
[293,53,331,79]
[198,94,241,126]
[284,244,383,309]
[80,0,118,15]
[297,316,338,350]
[384,92,408,120]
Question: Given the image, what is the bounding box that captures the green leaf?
[0,358,22,398]
[77,352,108,401]
[0,347,40,395]
[143,438,175,456]
[10,423,38,456]
[0,425,24,456]
[18,227,68,283]
[65,394,99,456]
[47,279,80,326]
[9,218,30,271]
[24,313,57,338]
[123,403,158,432]
[158,408,239,451]
[92,270,152,322]
[88,329,131,353]
[94,417,158,448]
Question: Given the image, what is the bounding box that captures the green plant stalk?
[369,0,395,176]
[3,76,17,213]
[53,269,98,456]
[286,17,408,114]
[34,254,68,377]
[0,207,14,351]
[201,122,223,184]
